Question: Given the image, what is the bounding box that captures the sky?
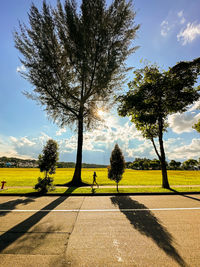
[0,0,200,164]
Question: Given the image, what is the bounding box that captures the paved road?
[0,194,199,267]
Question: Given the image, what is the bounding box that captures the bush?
[34,177,55,194]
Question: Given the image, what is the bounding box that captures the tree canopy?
[14,0,139,186]
[193,120,200,133]
[118,58,200,188]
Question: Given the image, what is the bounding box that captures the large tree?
[118,58,200,189]
[14,0,139,186]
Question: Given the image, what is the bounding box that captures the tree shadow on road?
[0,187,75,253]
[0,197,35,217]
[111,196,188,267]
[169,188,200,202]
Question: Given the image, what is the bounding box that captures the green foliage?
[182,159,198,170]
[129,158,161,170]
[35,139,58,193]
[193,120,200,133]
[14,0,139,184]
[118,58,200,188]
[38,139,59,178]
[34,177,55,194]
[118,59,200,139]
[169,160,181,170]
[108,144,125,191]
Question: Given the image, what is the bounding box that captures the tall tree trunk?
[71,117,83,186]
[158,119,170,189]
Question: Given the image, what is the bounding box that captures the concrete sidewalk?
[0,195,200,266]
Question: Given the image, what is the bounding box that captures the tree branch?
[44,86,78,118]
[151,138,161,161]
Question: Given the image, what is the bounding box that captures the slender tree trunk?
[117,182,119,192]
[71,117,83,186]
[158,119,170,189]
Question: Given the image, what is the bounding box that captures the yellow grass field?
[0,168,199,187]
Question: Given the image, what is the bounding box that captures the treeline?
[57,162,107,168]
[0,157,107,168]
[126,158,200,170]
[0,157,38,168]
[1,156,200,170]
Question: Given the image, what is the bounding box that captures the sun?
[97,109,104,117]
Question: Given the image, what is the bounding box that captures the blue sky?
[0,0,200,164]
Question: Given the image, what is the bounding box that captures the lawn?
[0,168,199,187]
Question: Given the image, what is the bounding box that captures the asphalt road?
[0,194,199,267]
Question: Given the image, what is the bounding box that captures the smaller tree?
[108,144,125,192]
[35,139,59,193]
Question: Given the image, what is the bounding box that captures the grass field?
[0,168,199,188]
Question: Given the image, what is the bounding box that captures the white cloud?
[3,133,52,159]
[188,100,200,112]
[168,112,200,134]
[0,137,34,159]
[37,132,51,144]
[161,20,171,37]
[10,136,36,147]
[177,22,200,45]
[61,112,143,156]
[56,128,66,136]
[126,140,153,158]
[177,10,186,24]
[180,17,186,24]
[177,10,183,18]
[160,10,186,37]
[168,139,200,160]
[16,65,26,72]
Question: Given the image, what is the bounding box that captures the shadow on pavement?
[169,188,200,202]
[111,196,188,267]
[0,187,75,253]
[0,197,36,217]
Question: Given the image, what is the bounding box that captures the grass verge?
[0,186,200,195]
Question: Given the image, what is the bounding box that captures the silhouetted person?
[92,171,99,188]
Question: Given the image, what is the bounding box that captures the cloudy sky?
[0,0,200,164]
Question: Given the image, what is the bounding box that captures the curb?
[0,192,200,197]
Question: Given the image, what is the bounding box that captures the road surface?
[0,194,200,266]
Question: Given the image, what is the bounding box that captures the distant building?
[6,162,12,167]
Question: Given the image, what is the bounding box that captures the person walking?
[92,171,99,188]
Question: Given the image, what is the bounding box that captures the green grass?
[0,168,199,187]
[1,186,200,195]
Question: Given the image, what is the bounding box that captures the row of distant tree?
[1,156,200,170]
[126,158,200,170]
[0,157,107,169]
